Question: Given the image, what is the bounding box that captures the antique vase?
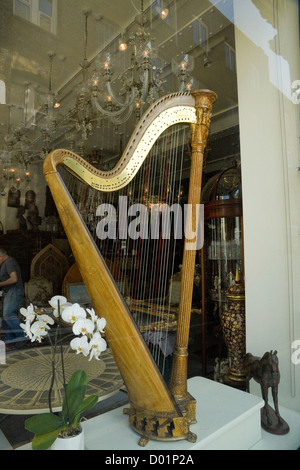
[221,269,246,385]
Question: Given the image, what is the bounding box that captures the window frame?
[13,0,57,35]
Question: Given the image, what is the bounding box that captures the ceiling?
[0,0,239,167]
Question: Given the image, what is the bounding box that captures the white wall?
[234,0,300,411]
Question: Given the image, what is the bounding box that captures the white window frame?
[13,0,57,35]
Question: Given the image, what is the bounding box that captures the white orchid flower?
[86,308,97,323]
[89,332,107,361]
[96,317,106,334]
[20,320,33,340]
[48,295,68,318]
[86,308,106,333]
[70,336,91,357]
[38,314,55,326]
[20,303,36,323]
[30,321,50,342]
[72,318,94,336]
[62,303,86,324]
[20,297,107,365]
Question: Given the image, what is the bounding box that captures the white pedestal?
[83,377,263,451]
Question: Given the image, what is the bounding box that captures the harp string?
[145,130,171,362]
[59,123,190,376]
[151,128,174,367]
[156,125,185,372]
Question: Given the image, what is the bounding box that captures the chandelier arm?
[106,81,136,109]
[92,96,135,117]
[109,101,137,126]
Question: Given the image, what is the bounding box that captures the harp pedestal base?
[123,395,198,447]
[174,392,197,425]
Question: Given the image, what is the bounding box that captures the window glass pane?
[39,0,52,17]
[14,0,31,20]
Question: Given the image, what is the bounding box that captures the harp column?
[169,90,217,401]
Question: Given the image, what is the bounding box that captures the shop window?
[13,0,57,34]
[14,0,31,21]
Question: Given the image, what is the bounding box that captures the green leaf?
[66,370,88,394]
[62,385,87,425]
[62,370,89,425]
[32,428,63,450]
[72,394,98,425]
[25,413,63,435]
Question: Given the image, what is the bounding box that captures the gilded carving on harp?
[44,90,216,446]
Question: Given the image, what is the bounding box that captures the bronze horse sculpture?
[244,351,286,431]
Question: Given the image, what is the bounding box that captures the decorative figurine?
[244,351,289,435]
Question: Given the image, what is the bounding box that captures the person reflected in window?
[0,248,25,346]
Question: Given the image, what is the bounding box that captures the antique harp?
[44,90,216,446]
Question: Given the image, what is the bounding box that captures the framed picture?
[65,282,91,305]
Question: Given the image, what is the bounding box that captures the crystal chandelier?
[91,0,165,125]
[0,54,60,171]
[0,95,35,195]
[0,144,33,195]
[37,53,60,155]
[66,10,102,141]
[172,54,195,92]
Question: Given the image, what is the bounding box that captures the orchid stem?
[48,344,55,414]
[57,300,71,426]
[48,315,59,414]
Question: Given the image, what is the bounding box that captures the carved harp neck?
[44,91,215,192]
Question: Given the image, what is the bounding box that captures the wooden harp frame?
[44,89,217,446]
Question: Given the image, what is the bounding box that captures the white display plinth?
[10,376,300,450]
[82,377,263,451]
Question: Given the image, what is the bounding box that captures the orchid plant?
[20,295,107,450]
